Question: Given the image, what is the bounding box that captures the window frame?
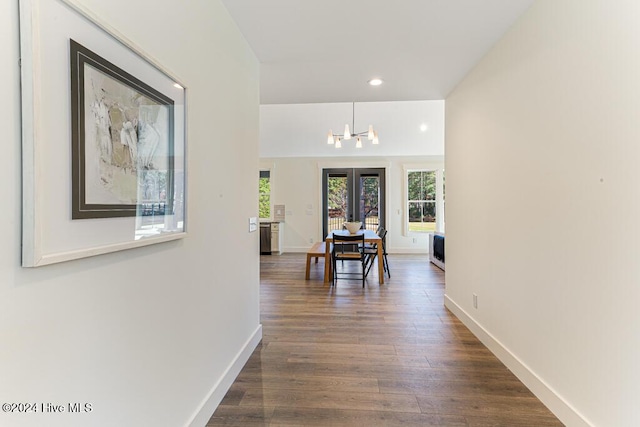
[403,165,444,236]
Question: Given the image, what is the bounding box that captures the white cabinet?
[270,222,283,255]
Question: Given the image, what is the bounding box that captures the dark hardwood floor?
[208,254,562,426]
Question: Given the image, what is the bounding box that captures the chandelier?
[327,102,379,148]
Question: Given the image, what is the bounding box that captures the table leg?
[324,240,331,283]
[377,244,384,284]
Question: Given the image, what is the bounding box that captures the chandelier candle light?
[327,102,379,148]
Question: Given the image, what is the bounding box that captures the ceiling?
[220,0,535,105]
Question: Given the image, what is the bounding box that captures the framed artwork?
[70,39,175,219]
[19,0,187,267]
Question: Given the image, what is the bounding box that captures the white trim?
[34,232,187,266]
[436,169,444,233]
[388,248,428,254]
[444,295,592,427]
[19,0,40,265]
[186,324,262,427]
[286,246,319,253]
[316,160,392,170]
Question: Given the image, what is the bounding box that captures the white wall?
[0,1,260,426]
[260,100,444,158]
[261,156,444,254]
[445,1,640,426]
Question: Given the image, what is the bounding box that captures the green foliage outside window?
[360,176,379,218]
[327,177,347,217]
[259,175,270,219]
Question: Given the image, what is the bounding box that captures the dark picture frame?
[70,39,175,219]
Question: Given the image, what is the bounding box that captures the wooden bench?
[305,242,327,280]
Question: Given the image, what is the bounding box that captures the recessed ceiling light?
[420,123,428,132]
[368,78,383,86]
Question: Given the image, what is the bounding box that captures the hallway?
[209,254,561,426]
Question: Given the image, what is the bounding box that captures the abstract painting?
[70,39,174,219]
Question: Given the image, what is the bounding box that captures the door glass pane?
[359,175,380,231]
[327,175,348,231]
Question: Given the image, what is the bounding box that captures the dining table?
[324,229,384,284]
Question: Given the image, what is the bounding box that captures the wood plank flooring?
[208,254,562,426]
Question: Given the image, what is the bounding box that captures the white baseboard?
[187,324,262,427]
[429,258,445,270]
[389,247,429,254]
[444,296,591,427]
[284,246,316,253]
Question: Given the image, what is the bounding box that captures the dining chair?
[379,227,390,278]
[358,224,382,254]
[331,233,367,288]
[363,228,388,278]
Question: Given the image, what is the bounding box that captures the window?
[407,170,436,233]
[259,170,270,219]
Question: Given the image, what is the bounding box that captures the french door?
[322,168,385,238]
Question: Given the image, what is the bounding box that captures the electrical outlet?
[473,294,478,309]
[412,238,417,243]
